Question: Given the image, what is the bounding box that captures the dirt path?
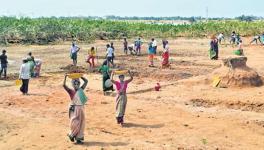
[0,73,263,150]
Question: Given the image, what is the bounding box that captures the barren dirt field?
[0,38,264,150]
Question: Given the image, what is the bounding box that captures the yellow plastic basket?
[15,79,22,86]
[114,70,128,75]
[68,73,84,79]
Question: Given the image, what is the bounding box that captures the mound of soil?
[60,64,86,73]
[211,56,263,88]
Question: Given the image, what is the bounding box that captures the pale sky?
[0,0,263,17]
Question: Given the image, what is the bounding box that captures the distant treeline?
[0,17,264,45]
[104,15,264,22]
[58,15,263,22]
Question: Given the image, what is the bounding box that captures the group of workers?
[66,37,172,144]
[209,31,264,60]
[217,31,264,46]
[210,33,243,60]
[1,33,264,145]
[0,51,37,95]
[19,52,37,95]
[70,37,171,70]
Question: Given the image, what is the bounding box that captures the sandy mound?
[60,64,87,73]
[211,56,262,88]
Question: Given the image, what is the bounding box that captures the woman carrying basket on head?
[63,74,88,144]
[99,60,114,95]
[111,70,133,126]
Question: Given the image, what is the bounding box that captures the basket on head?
[68,73,84,79]
[114,70,128,75]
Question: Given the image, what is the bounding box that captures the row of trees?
[0,17,263,45]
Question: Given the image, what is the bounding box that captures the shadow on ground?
[82,141,129,147]
[123,123,164,128]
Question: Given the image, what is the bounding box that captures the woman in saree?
[209,35,219,60]
[99,60,114,95]
[27,52,36,77]
[63,75,88,144]
[111,70,133,126]
[148,42,155,67]
[86,47,96,69]
[161,41,170,68]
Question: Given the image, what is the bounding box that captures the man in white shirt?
[70,43,80,66]
[19,58,31,95]
[217,33,225,44]
[152,38,157,54]
[106,44,114,67]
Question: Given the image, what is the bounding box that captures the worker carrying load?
[128,44,137,55]
[110,70,133,126]
[234,40,244,56]
[33,59,42,77]
[250,35,262,45]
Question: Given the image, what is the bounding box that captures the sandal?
[67,134,75,142]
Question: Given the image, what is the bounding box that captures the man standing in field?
[110,42,115,64]
[70,43,80,66]
[123,38,128,55]
[230,31,236,45]
[135,37,142,55]
[0,50,8,79]
[217,33,225,44]
[19,58,31,95]
[106,44,115,67]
